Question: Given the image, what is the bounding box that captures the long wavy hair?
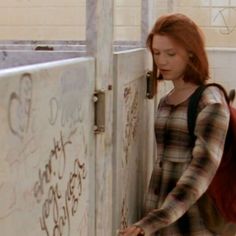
[147,13,209,96]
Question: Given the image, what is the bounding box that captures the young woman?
[119,13,230,236]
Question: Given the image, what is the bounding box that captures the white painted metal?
[0,58,95,236]
[86,1,114,236]
[0,51,85,69]
[141,0,156,46]
[113,49,155,235]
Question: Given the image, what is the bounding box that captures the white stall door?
[0,58,95,236]
[113,49,155,234]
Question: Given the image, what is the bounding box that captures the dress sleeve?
[134,87,230,235]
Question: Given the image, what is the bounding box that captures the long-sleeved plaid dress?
[135,86,230,235]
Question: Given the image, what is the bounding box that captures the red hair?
[147,13,209,96]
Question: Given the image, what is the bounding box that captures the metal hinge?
[93,90,105,134]
[146,71,156,99]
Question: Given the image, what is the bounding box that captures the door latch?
[93,90,105,134]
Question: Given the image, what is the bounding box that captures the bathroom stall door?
[0,58,96,236]
[113,49,156,234]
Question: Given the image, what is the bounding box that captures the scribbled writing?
[39,159,86,236]
[120,198,128,230]
[48,97,83,131]
[48,72,86,131]
[213,7,236,35]
[33,132,71,202]
[123,86,139,165]
[33,132,87,236]
[8,73,33,139]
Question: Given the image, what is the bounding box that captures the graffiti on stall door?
[213,7,236,35]
[48,96,83,133]
[123,85,139,166]
[33,131,87,236]
[8,73,33,139]
[120,198,128,230]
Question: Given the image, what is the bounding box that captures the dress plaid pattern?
[135,86,230,236]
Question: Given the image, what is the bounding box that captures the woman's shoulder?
[200,84,228,105]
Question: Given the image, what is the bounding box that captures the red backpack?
[188,83,236,227]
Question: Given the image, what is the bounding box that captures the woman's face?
[152,34,189,82]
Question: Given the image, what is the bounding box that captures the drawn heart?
[8,73,32,139]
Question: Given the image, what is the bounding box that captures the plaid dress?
[135,86,230,236]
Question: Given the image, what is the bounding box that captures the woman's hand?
[118,225,145,236]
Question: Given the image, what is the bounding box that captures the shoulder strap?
[187,83,229,140]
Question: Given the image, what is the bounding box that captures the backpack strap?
[187,83,229,140]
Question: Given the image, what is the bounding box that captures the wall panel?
[113,49,155,234]
[0,58,95,236]
[0,0,85,40]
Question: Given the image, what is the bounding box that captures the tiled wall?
[114,0,141,41]
[0,0,235,47]
[0,0,142,42]
[0,0,86,40]
[171,0,236,47]
[153,0,172,16]
[207,48,236,92]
